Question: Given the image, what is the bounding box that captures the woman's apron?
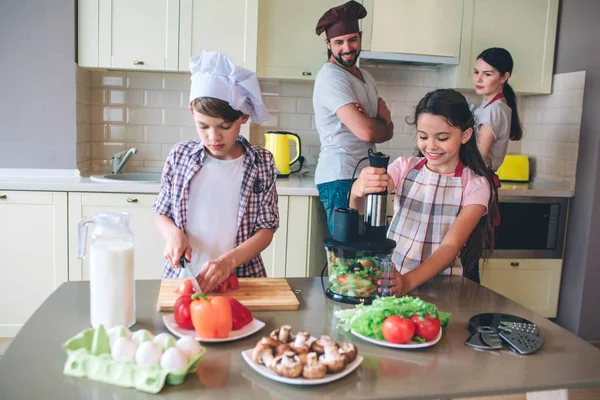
[482,92,504,227]
[388,158,465,276]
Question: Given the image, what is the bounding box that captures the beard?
[332,49,360,67]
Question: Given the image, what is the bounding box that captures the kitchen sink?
[90,173,162,184]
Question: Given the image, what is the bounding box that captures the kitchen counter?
[1,278,599,399]
[0,169,574,198]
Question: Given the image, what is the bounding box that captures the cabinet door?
[368,0,462,57]
[480,258,562,317]
[95,0,179,70]
[0,191,68,337]
[261,195,288,277]
[257,0,345,80]
[447,0,559,94]
[68,193,165,281]
[179,0,258,71]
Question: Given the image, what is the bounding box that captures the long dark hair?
[477,47,522,141]
[408,89,498,274]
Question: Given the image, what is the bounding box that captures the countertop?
[0,169,575,198]
[1,278,599,399]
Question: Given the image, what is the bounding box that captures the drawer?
[79,192,158,207]
[0,190,55,205]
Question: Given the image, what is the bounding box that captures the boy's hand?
[164,229,192,269]
[352,167,393,198]
[379,269,409,297]
[197,256,237,293]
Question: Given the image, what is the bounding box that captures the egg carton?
[62,325,205,394]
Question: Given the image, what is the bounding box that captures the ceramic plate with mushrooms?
[241,325,363,385]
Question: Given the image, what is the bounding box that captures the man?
[313,1,394,235]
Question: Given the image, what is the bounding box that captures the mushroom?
[290,331,311,354]
[272,351,303,378]
[310,335,338,356]
[252,340,275,368]
[319,344,347,374]
[270,325,293,343]
[302,352,327,379]
[338,342,358,363]
[275,343,292,357]
[258,336,279,349]
[298,352,309,365]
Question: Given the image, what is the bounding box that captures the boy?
[153,51,278,293]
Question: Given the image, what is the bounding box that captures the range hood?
[359,51,459,67]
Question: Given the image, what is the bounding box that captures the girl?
[472,47,523,172]
[153,51,279,293]
[349,89,498,295]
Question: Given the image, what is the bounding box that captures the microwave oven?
[489,196,568,259]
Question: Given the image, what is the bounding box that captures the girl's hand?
[164,229,192,269]
[352,167,394,198]
[197,256,237,293]
[379,269,410,297]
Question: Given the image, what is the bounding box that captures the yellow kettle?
[264,131,304,177]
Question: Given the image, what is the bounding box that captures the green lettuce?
[335,296,452,340]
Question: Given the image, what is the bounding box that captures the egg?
[176,336,203,359]
[108,326,132,348]
[131,329,154,345]
[153,332,175,350]
[135,341,163,366]
[160,347,188,372]
[111,337,137,362]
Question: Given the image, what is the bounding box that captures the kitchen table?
[1,278,599,400]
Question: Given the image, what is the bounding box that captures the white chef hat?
[189,51,269,124]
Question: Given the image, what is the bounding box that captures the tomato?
[382,316,415,344]
[190,293,232,339]
[227,273,240,290]
[411,314,441,342]
[175,279,195,296]
[173,294,194,330]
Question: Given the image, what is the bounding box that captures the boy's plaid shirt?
[153,136,279,278]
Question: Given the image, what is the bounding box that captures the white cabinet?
[480,258,562,318]
[257,0,345,80]
[439,0,559,94]
[179,0,258,71]
[0,191,68,337]
[78,0,180,71]
[362,0,463,57]
[262,195,328,278]
[68,192,165,281]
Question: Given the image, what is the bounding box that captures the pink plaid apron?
[388,158,464,276]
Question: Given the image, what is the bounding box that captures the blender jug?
[78,212,136,328]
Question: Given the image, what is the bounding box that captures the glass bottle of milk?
[78,212,135,328]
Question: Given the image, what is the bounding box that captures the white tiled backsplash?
[76,65,581,189]
[521,71,585,190]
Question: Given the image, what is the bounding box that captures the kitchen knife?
[180,256,202,294]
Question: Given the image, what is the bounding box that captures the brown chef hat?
[315,1,367,39]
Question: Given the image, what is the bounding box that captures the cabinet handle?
[510,262,520,267]
[127,198,138,203]
[133,61,144,66]
[302,71,312,76]
[0,194,6,200]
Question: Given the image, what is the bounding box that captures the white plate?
[162,314,265,342]
[350,328,442,349]
[241,348,363,386]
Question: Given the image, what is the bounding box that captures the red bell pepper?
[226,297,253,330]
[228,273,240,290]
[173,294,194,330]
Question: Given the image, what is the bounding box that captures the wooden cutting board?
[156,278,299,312]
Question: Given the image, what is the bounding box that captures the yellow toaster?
[496,155,530,182]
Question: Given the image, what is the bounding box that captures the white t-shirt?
[313,62,378,185]
[472,100,512,172]
[185,153,245,276]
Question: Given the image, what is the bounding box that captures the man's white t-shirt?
[313,62,379,185]
[185,152,245,276]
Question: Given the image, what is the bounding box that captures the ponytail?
[502,82,522,141]
[477,47,522,141]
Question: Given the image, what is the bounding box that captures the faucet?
[112,148,138,174]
